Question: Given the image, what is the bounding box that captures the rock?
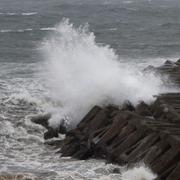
[31,113,51,129]
[121,100,135,111]
[166,162,180,180]
[151,145,180,174]
[77,106,102,129]
[136,101,152,116]
[72,146,92,160]
[44,139,64,147]
[175,58,180,65]
[112,167,121,174]
[31,114,68,140]
[61,140,80,157]
[164,60,174,66]
[143,65,157,73]
[58,119,67,134]
[85,108,111,134]
[150,99,165,119]
[44,128,58,140]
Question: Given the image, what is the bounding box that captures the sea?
[0,0,180,179]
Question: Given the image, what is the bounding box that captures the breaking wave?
[0,12,37,16]
[21,12,37,16]
[121,164,157,180]
[0,29,33,33]
[0,28,55,33]
[41,18,172,128]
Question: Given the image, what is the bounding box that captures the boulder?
[44,128,58,140]
[136,101,152,116]
[58,119,67,134]
[121,100,135,111]
[112,167,121,174]
[164,60,175,66]
[44,139,64,147]
[31,113,51,129]
[77,106,102,129]
[143,65,156,72]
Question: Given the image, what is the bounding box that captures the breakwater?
[32,59,180,179]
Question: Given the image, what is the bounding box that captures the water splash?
[41,18,170,128]
[121,164,157,180]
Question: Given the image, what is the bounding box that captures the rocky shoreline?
[32,59,180,180]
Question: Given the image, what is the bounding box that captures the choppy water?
[0,0,179,179]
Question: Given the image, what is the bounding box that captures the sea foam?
[41,18,171,128]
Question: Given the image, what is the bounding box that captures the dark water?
[0,0,179,179]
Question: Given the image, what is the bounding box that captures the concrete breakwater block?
[60,102,180,179]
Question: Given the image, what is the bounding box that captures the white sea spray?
[121,164,157,180]
[41,18,172,128]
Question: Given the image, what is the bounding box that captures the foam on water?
[41,18,174,128]
[121,164,157,180]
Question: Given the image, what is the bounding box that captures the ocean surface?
[0,0,179,179]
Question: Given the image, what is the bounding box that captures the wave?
[108,28,117,31]
[6,12,16,16]
[123,1,133,4]
[21,12,37,16]
[40,27,56,31]
[0,29,13,33]
[0,12,37,16]
[0,28,55,33]
[124,7,138,11]
[41,18,175,128]
[0,29,33,33]
[159,22,180,28]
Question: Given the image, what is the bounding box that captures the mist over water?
[42,18,171,127]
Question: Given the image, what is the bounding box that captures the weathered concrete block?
[77,106,102,129]
[166,162,180,180]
